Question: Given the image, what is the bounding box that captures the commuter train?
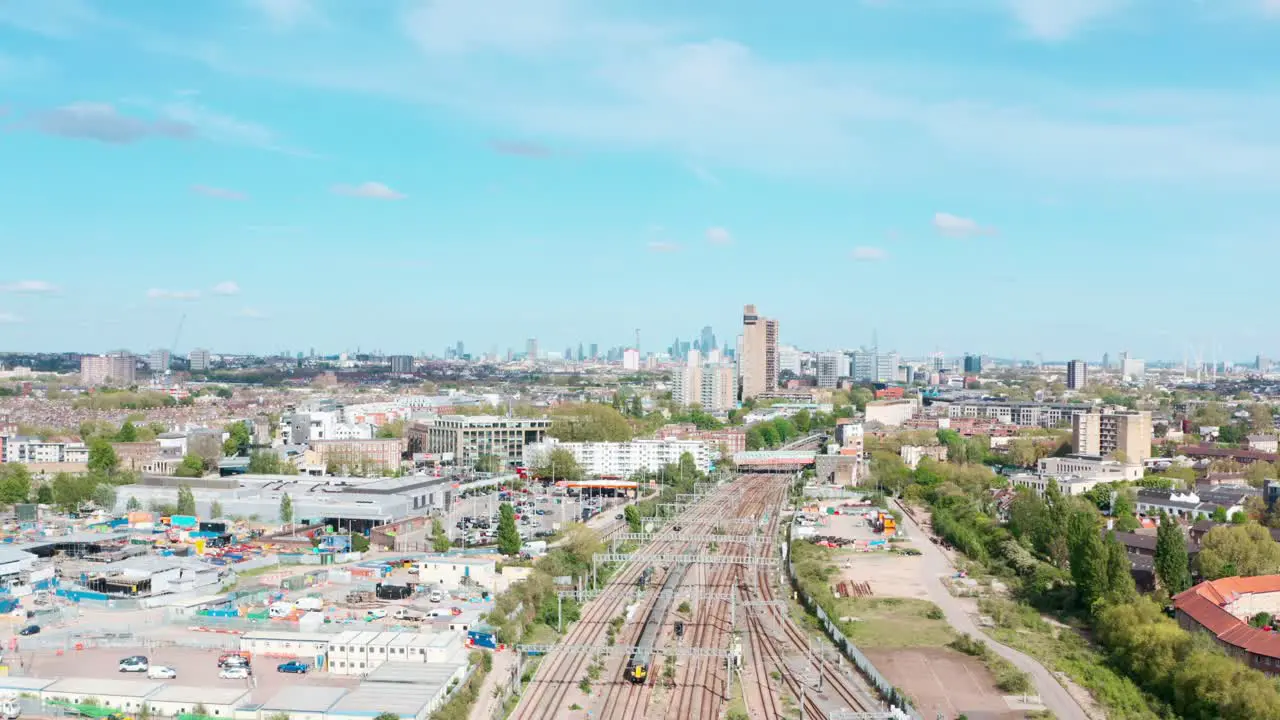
[624,563,690,684]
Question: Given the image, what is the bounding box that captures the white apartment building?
[188,348,212,372]
[1,436,89,464]
[817,352,843,388]
[671,351,737,412]
[777,345,803,377]
[864,399,917,427]
[850,350,900,383]
[525,438,713,477]
[622,348,641,371]
[946,400,1091,428]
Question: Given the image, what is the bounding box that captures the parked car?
[219,666,251,680]
[119,656,149,673]
[366,608,388,620]
[18,625,39,636]
[147,665,177,679]
[218,653,251,667]
[277,661,309,674]
[429,590,444,603]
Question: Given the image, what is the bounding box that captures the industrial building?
[261,686,348,720]
[418,557,497,589]
[145,685,250,718]
[324,630,463,676]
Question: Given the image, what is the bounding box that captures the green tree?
[533,448,584,481]
[114,421,139,443]
[475,454,503,473]
[1067,507,1108,609]
[628,395,643,418]
[36,484,53,504]
[223,421,251,456]
[496,502,521,555]
[176,484,197,515]
[1211,505,1229,523]
[248,450,282,474]
[87,439,120,475]
[0,465,32,505]
[771,417,797,445]
[126,495,142,511]
[1154,512,1191,593]
[1197,523,1280,579]
[91,483,117,510]
[431,518,451,553]
[175,454,206,478]
[757,422,780,448]
[373,713,399,720]
[210,499,224,519]
[548,404,633,442]
[745,425,765,450]
[792,409,812,434]
[279,493,294,527]
[1102,531,1137,603]
[1111,491,1140,532]
[624,504,642,532]
[351,532,370,552]
[51,472,93,512]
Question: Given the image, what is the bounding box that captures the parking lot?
[25,647,360,703]
[446,486,629,546]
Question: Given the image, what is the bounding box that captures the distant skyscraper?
[963,354,983,374]
[1102,352,1111,370]
[189,348,211,372]
[390,355,414,373]
[622,348,641,371]
[816,352,842,388]
[739,304,778,400]
[700,326,716,356]
[564,346,574,361]
[589,343,598,360]
[526,338,539,360]
[578,343,584,362]
[456,341,465,358]
[1067,359,1088,390]
[149,349,171,374]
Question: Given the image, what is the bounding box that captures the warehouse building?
[239,629,335,661]
[418,557,496,589]
[328,662,467,720]
[260,686,348,720]
[144,685,249,718]
[325,630,464,676]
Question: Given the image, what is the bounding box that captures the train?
[624,562,690,684]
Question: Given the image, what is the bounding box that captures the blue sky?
[2,0,1279,362]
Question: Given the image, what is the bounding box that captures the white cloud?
[332,182,406,200]
[0,280,58,293]
[705,227,732,245]
[147,288,201,300]
[239,307,268,319]
[32,102,194,144]
[0,312,22,324]
[212,281,241,296]
[647,241,681,252]
[192,184,247,200]
[1007,0,1126,41]
[933,212,994,238]
[246,0,317,27]
[851,246,887,261]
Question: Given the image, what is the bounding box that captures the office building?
[963,354,982,374]
[526,339,539,361]
[777,345,803,377]
[1067,359,1088,390]
[817,352,843,388]
[1121,356,1146,383]
[407,415,550,469]
[148,349,171,374]
[188,348,211,372]
[589,343,598,360]
[849,349,898,383]
[700,326,716,356]
[1072,410,1152,462]
[389,355,414,374]
[739,304,778,401]
[622,348,641,371]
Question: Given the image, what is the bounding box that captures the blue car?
[276,661,309,674]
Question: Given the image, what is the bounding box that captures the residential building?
[525,438,713,477]
[622,348,641,371]
[864,399,916,427]
[1011,473,1112,498]
[188,348,211,372]
[1,436,89,464]
[777,345,803,377]
[1135,488,1247,521]
[1120,354,1146,382]
[79,354,111,386]
[963,354,983,374]
[1067,359,1088,390]
[311,439,402,472]
[1247,435,1280,453]
[653,424,746,455]
[671,350,703,406]
[701,363,737,412]
[850,349,900,383]
[407,415,549,469]
[946,400,1091,428]
[817,352,843,389]
[900,444,947,470]
[148,349,171,374]
[1173,576,1280,676]
[1072,409,1152,462]
[738,304,778,401]
[389,355,414,373]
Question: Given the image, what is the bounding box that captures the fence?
[787,560,924,720]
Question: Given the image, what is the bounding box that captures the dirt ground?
[834,552,930,600]
[865,646,1024,720]
[24,647,359,702]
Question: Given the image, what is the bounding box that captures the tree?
[533,448,583,481]
[87,439,120,475]
[475,454,503,473]
[771,417,797,445]
[793,409,812,434]
[1102,531,1137,603]
[496,503,521,556]
[373,713,399,720]
[115,421,139,443]
[548,404,633,442]
[1211,505,1229,523]
[0,465,32,505]
[126,495,141,511]
[1110,491,1140,532]
[51,472,93,512]
[210,499,224,519]
[176,485,197,515]
[628,395,643,418]
[1067,507,1108,609]
[745,425,765,450]
[1154,512,1192,594]
[175,454,206,478]
[351,533,370,552]
[431,518,451,553]
[223,422,251,456]
[36,484,53,504]
[1197,523,1280,579]
[624,504,642,532]
[1250,404,1275,434]
[91,483,117,510]
[279,493,294,527]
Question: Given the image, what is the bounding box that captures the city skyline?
[3,2,1280,358]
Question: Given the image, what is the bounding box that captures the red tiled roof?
[1174,575,1280,660]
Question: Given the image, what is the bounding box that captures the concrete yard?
[24,647,360,703]
[865,647,1024,720]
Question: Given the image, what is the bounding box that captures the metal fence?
[787,561,924,720]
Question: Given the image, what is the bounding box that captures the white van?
[268,602,295,618]
[429,590,443,603]
[295,597,324,611]
[426,608,450,618]
[0,692,20,720]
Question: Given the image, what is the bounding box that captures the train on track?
[624,562,690,684]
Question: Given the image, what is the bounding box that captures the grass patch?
[948,634,1032,694]
[978,598,1160,720]
[836,597,956,649]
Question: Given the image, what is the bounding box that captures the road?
[896,503,1090,720]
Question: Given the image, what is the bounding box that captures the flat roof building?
[407,415,549,470]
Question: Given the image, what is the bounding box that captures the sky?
[2,0,1280,362]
